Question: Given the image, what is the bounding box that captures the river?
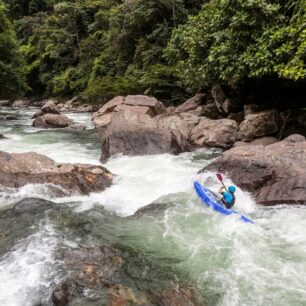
[0,107,306,306]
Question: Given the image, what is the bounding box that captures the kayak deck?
[194,181,254,224]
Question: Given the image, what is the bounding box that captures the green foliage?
[2,0,304,103]
[166,0,306,91]
[0,1,27,98]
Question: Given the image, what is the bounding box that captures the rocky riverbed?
[1,104,306,306]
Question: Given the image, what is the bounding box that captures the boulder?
[33,113,70,128]
[93,113,113,129]
[202,135,306,205]
[0,134,7,140]
[233,137,279,148]
[114,104,155,117]
[101,111,190,161]
[124,95,165,115]
[211,84,226,112]
[239,110,280,142]
[92,95,166,128]
[191,118,238,149]
[175,94,206,113]
[41,100,60,114]
[12,99,30,108]
[0,151,113,194]
[95,96,125,118]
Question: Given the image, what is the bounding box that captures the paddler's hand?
[218,187,223,194]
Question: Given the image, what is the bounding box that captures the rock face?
[101,111,190,161]
[93,95,166,128]
[33,100,70,128]
[233,136,279,148]
[0,151,113,195]
[191,118,238,149]
[239,110,280,142]
[202,135,306,205]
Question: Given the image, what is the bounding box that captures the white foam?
[0,222,59,306]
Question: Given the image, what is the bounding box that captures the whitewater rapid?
[1,107,306,306]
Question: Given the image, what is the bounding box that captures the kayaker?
[218,185,236,209]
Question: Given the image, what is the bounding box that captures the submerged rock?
[0,151,113,195]
[202,135,306,205]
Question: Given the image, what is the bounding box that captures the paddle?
[216,173,228,192]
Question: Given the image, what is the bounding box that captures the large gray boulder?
[93,95,166,128]
[101,111,190,161]
[202,135,306,205]
[239,109,280,142]
[190,118,238,149]
[0,151,113,195]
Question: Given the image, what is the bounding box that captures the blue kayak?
[194,181,254,224]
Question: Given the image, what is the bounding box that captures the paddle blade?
[216,173,223,183]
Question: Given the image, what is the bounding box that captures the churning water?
[1,107,306,305]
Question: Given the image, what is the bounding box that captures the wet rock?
[5,115,18,120]
[52,280,82,306]
[191,118,238,149]
[12,99,30,108]
[151,285,203,306]
[239,109,280,142]
[202,136,306,205]
[180,112,201,127]
[0,134,7,140]
[101,111,190,161]
[0,151,113,195]
[14,198,54,214]
[68,123,86,131]
[33,113,70,128]
[175,94,206,113]
[33,100,72,128]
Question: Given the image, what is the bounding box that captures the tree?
[0,1,27,98]
[166,0,306,92]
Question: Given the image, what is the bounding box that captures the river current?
[0,107,306,306]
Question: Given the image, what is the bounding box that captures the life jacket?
[222,191,236,209]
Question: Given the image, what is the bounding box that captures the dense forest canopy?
[0,0,305,104]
